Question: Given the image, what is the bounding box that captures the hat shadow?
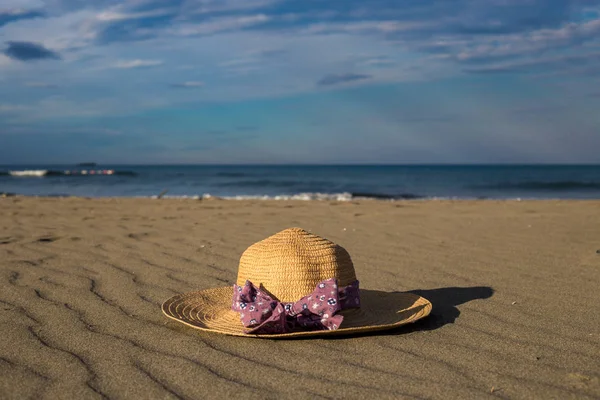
[319,286,494,340]
[405,286,494,331]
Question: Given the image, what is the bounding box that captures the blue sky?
[1,0,599,164]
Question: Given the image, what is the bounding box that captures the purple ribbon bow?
[231,278,360,334]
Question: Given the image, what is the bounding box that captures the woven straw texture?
[162,228,432,338]
[237,227,356,302]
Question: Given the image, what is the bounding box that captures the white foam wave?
[152,192,359,201]
[207,192,355,201]
[147,193,472,201]
[9,170,48,177]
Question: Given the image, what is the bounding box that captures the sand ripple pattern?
[1,197,599,399]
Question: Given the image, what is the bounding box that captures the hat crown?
[237,228,357,302]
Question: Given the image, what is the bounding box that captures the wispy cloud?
[352,55,396,68]
[0,8,45,27]
[439,19,600,66]
[362,58,395,67]
[301,20,435,35]
[171,81,204,88]
[172,14,271,36]
[111,59,163,69]
[96,8,175,22]
[190,0,281,15]
[218,48,286,75]
[317,73,372,86]
[0,53,11,67]
[3,41,61,61]
[463,52,600,74]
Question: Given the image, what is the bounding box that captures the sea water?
[1,165,600,199]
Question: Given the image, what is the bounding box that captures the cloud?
[0,8,45,27]
[276,3,600,77]
[96,8,175,22]
[111,59,163,69]
[442,18,600,66]
[0,53,11,67]
[317,73,372,86]
[298,14,600,71]
[463,51,600,74]
[362,58,395,67]
[218,48,286,75]
[189,0,281,15]
[353,55,396,68]
[172,14,271,36]
[0,1,599,118]
[0,9,98,54]
[171,81,204,88]
[462,66,523,74]
[89,1,274,44]
[301,20,436,35]
[3,41,61,61]
[9,1,593,80]
[90,2,183,44]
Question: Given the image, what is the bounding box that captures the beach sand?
[1,197,599,399]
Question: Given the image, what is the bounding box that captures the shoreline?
[3,192,600,201]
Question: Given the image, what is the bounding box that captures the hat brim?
[162,287,432,338]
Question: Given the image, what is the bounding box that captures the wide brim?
[162,287,432,338]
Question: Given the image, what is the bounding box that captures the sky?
[1,0,600,164]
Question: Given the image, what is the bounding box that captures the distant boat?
[77,162,97,167]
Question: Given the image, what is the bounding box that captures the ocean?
[1,165,600,200]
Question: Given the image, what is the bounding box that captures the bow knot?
[232,278,360,334]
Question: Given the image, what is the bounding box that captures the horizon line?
[2,163,600,167]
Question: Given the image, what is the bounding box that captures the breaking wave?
[0,169,137,177]
[151,192,424,201]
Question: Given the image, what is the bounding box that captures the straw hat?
[162,228,431,338]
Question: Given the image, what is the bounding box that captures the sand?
[0,197,599,399]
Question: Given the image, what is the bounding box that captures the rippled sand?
[1,197,599,399]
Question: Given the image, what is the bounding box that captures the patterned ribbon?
[231,278,360,334]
